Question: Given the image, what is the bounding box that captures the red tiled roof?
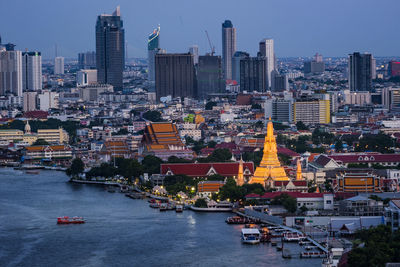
[277,146,299,157]
[245,193,261,198]
[23,111,48,119]
[260,192,327,199]
[160,162,254,177]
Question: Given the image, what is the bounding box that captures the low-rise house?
[339,195,384,216]
[197,181,225,198]
[23,145,72,162]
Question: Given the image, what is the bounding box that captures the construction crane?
[205,30,215,56]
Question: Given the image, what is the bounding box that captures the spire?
[296,158,302,180]
[316,186,320,193]
[237,156,244,186]
[267,117,274,139]
[24,120,31,134]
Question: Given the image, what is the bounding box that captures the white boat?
[241,228,261,244]
[175,205,183,212]
[159,203,168,211]
[190,200,233,212]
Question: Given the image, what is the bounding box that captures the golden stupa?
[237,157,244,186]
[249,118,289,186]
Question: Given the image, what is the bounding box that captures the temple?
[237,157,244,186]
[249,118,289,187]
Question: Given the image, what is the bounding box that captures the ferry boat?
[159,203,168,211]
[300,251,326,258]
[241,228,261,244]
[225,216,261,224]
[175,205,183,212]
[190,200,233,212]
[57,216,85,224]
[283,232,306,242]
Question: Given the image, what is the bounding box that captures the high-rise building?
[22,51,42,91]
[197,55,223,99]
[259,39,275,88]
[37,90,59,111]
[232,51,249,84]
[96,6,125,90]
[264,98,293,123]
[240,54,266,92]
[148,26,160,82]
[222,20,236,80]
[304,54,325,75]
[78,51,96,69]
[189,45,199,65]
[271,70,288,92]
[0,49,22,96]
[155,53,196,100]
[76,69,97,87]
[293,98,330,125]
[348,52,373,91]
[54,57,64,75]
[23,91,37,112]
[388,61,400,77]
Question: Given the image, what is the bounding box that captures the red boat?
[57,216,85,224]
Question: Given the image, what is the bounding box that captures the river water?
[0,168,321,267]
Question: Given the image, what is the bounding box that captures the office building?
[37,90,59,111]
[265,98,293,123]
[22,51,42,91]
[389,61,400,77]
[79,84,113,102]
[0,49,22,96]
[293,98,330,124]
[54,57,64,75]
[348,52,373,91]
[343,90,371,106]
[155,53,195,99]
[304,53,325,75]
[23,91,37,112]
[96,6,125,89]
[197,55,223,99]
[232,51,249,84]
[259,39,275,88]
[382,87,400,112]
[78,51,96,69]
[222,20,236,80]
[76,69,97,87]
[189,45,199,65]
[271,71,288,92]
[240,54,266,92]
[148,26,160,82]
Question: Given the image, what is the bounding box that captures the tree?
[208,141,217,148]
[251,103,262,110]
[208,174,225,181]
[142,155,163,175]
[115,158,143,181]
[205,101,217,110]
[219,178,246,202]
[271,193,297,213]
[300,205,308,214]
[143,110,163,122]
[335,139,343,152]
[66,158,84,177]
[33,139,49,146]
[194,198,208,208]
[113,128,129,135]
[296,121,308,130]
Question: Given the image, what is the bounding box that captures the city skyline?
[1,0,399,59]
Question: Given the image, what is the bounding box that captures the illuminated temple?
[249,118,289,187]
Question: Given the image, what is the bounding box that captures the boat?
[26,170,40,175]
[159,203,168,211]
[57,216,85,224]
[300,251,326,258]
[241,228,261,244]
[149,202,160,208]
[190,200,233,212]
[283,232,306,242]
[175,205,183,212]
[226,216,261,224]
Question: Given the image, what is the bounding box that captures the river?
[0,168,321,267]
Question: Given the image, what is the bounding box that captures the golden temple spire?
[296,159,302,180]
[237,156,244,186]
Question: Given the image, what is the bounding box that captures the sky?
[1,0,399,59]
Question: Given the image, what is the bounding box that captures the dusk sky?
[1,0,399,59]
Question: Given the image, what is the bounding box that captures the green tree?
[66,158,84,177]
[271,193,297,213]
[143,110,163,122]
[219,178,245,202]
[142,155,163,175]
[115,158,143,182]
[194,198,208,208]
[296,121,308,130]
[208,141,217,148]
[205,101,217,110]
[251,103,262,110]
[335,139,343,152]
[32,139,49,146]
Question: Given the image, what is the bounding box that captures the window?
[326,200,332,204]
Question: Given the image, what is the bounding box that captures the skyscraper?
[54,57,64,75]
[197,55,223,99]
[259,39,275,89]
[222,20,236,80]
[240,54,266,92]
[232,51,249,83]
[155,53,195,100]
[348,52,372,91]
[78,51,96,69]
[96,6,125,89]
[389,61,400,77]
[148,26,160,82]
[0,49,22,96]
[189,45,199,65]
[22,51,42,91]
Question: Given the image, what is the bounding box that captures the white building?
[0,49,22,96]
[37,90,59,111]
[76,69,97,87]
[22,51,42,91]
[179,123,202,141]
[259,39,275,88]
[344,90,371,106]
[54,57,64,75]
